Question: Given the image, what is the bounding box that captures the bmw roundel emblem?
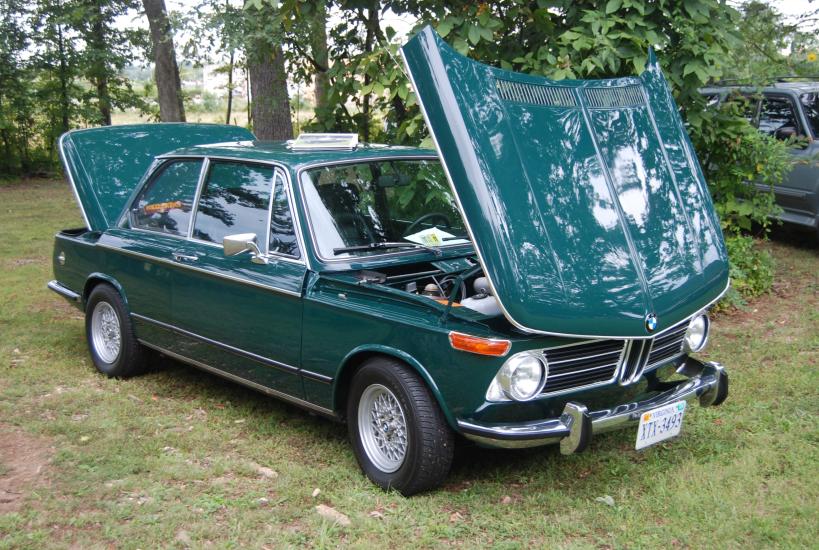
[645,314,658,332]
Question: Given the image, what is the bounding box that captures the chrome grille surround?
[539,339,626,397]
[537,320,691,397]
[645,320,689,368]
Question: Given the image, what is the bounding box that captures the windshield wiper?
[333,241,442,256]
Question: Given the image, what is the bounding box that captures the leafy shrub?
[718,234,775,309]
[692,95,791,235]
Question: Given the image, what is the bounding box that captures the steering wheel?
[403,212,452,237]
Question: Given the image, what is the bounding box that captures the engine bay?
[355,257,503,317]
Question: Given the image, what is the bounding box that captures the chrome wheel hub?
[91,301,121,363]
[358,384,408,473]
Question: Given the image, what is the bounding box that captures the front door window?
[192,161,273,247]
[759,95,802,140]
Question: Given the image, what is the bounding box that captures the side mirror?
[223,233,268,264]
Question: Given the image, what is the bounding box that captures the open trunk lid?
[59,123,255,231]
[401,27,728,339]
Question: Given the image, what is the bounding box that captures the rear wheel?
[85,284,146,378]
[347,357,454,496]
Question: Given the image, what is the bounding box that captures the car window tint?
[269,172,300,258]
[192,161,273,247]
[759,95,800,138]
[800,93,819,137]
[130,159,202,236]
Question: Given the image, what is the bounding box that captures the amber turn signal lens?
[448,332,511,357]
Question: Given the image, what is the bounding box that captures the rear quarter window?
[130,159,203,236]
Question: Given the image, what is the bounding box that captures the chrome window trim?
[57,132,93,230]
[400,47,731,340]
[295,156,474,264]
[138,340,335,417]
[120,154,308,268]
[267,169,303,261]
[187,157,210,239]
[154,154,311,270]
[96,243,302,297]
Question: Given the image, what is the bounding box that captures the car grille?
[538,320,690,396]
[646,321,688,367]
[541,340,624,395]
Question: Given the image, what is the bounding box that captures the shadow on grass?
[134,352,715,497]
[766,223,818,251]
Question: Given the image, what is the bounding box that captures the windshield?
[801,93,819,137]
[300,159,470,259]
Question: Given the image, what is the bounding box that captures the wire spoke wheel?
[90,301,121,364]
[358,384,408,473]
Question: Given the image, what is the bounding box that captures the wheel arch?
[332,345,457,430]
[82,273,129,311]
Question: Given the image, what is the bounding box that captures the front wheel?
[347,358,454,496]
[85,284,146,378]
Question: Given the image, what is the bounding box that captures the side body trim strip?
[132,313,334,387]
[138,340,337,418]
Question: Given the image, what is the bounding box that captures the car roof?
[701,81,819,95]
[163,140,438,169]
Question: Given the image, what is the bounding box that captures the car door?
[170,159,307,397]
[103,158,205,350]
[759,93,817,221]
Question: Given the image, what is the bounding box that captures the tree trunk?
[89,2,111,125]
[225,49,234,125]
[311,0,329,112]
[142,0,185,122]
[245,67,251,126]
[248,42,292,140]
[57,23,70,133]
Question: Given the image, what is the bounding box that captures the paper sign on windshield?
[404,227,469,247]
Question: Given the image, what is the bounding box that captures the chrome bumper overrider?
[457,358,728,451]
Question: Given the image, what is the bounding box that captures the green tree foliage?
[1,0,149,176]
[725,1,819,83]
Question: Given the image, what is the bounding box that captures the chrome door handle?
[172,252,199,263]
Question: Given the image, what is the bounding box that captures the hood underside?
[401,27,729,339]
[60,123,255,231]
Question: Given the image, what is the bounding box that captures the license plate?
[635,400,686,450]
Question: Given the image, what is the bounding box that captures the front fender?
[334,344,458,430]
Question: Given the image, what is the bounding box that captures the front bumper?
[457,358,728,451]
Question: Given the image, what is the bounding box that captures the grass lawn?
[0,179,817,549]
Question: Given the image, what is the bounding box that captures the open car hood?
[59,123,255,231]
[402,27,728,339]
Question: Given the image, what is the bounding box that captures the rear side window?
[130,160,203,236]
[759,95,801,138]
[192,161,273,247]
[269,171,300,258]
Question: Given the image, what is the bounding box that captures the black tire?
[347,357,454,496]
[84,284,146,378]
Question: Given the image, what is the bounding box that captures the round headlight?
[684,314,710,353]
[498,352,547,401]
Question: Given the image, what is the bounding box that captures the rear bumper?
[457,358,728,451]
[47,280,81,303]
